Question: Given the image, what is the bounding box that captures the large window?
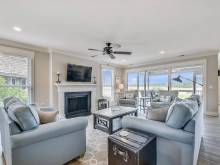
[126,65,203,99]
[138,72,145,91]
[171,66,202,99]
[102,68,113,98]
[0,53,32,104]
[127,72,138,91]
[149,70,168,90]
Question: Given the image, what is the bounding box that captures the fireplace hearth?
[64,91,91,118]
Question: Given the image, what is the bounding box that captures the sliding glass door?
[127,72,138,91]
[102,68,114,99]
[126,65,203,99]
[148,70,169,91]
[171,66,203,98]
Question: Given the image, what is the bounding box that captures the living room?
[0,1,220,165]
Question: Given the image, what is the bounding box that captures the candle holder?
[56,72,61,84]
[93,76,96,84]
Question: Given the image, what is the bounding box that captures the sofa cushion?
[166,99,198,129]
[147,107,169,122]
[122,116,194,145]
[9,121,22,135]
[183,118,196,133]
[7,102,39,131]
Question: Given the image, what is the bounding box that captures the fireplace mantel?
[55,83,97,87]
[55,83,97,116]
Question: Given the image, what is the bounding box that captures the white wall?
[50,52,102,110]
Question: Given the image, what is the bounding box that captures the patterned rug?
[66,116,108,165]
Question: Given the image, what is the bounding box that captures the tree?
[0,76,28,104]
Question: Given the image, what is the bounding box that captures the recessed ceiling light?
[13,26,22,32]
[160,50,165,55]
[122,59,126,62]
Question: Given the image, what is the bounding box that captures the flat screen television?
[67,64,92,82]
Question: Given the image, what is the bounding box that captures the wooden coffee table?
[93,106,138,134]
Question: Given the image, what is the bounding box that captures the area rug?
[66,116,108,165]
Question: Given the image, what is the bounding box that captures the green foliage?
[0,76,28,104]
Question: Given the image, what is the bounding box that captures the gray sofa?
[118,90,138,108]
[0,107,88,165]
[122,101,202,165]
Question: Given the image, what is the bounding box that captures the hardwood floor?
[198,116,220,165]
[0,115,220,165]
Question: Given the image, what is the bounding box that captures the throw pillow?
[29,105,40,125]
[7,102,39,131]
[7,101,27,124]
[165,99,199,129]
[4,97,21,111]
[37,110,58,124]
[147,107,169,122]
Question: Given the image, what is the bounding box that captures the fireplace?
[64,91,91,118]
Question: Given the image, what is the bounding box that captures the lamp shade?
[172,75,182,83]
[119,84,124,90]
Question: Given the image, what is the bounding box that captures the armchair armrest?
[10,117,88,149]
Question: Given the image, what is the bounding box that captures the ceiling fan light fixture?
[88,42,132,59]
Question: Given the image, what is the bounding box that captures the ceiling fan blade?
[113,51,132,55]
[91,55,98,57]
[109,54,116,59]
[88,48,103,52]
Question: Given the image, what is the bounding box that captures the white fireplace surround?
[55,83,97,116]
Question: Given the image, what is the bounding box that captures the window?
[138,72,145,91]
[195,73,203,96]
[149,70,168,90]
[0,53,32,104]
[171,66,202,99]
[102,68,113,98]
[127,72,138,91]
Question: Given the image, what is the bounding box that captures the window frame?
[101,67,114,100]
[0,46,34,104]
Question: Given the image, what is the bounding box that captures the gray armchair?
[0,107,88,165]
[151,90,178,108]
[118,90,138,108]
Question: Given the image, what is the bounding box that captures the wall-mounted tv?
[67,64,92,82]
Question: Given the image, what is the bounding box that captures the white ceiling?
[0,0,220,66]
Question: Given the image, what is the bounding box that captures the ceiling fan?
[88,42,132,59]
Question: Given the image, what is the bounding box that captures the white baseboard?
[205,111,219,117]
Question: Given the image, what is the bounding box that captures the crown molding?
[0,38,48,53]
[124,50,219,69]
